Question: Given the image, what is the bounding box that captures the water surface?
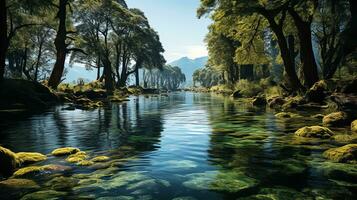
[0,92,356,199]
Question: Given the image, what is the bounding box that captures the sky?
[125,0,211,62]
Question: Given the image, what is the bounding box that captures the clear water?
[0,92,356,199]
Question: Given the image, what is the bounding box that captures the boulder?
[323,111,348,127]
[231,90,242,98]
[16,152,47,165]
[51,147,80,156]
[352,120,357,134]
[323,144,357,163]
[306,80,328,102]
[0,178,40,189]
[295,126,334,138]
[91,156,110,162]
[332,134,357,144]
[13,165,71,177]
[267,96,286,108]
[282,96,305,110]
[65,151,87,163]
[0,146,19,177]
[252,96,267,106]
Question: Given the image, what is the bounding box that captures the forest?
[0,0,357,199]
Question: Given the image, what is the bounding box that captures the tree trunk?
[288,9,319,87]
[260,9,303,91]
[102,57,114,94]
[48,0,67,89]
[0,0,7,81]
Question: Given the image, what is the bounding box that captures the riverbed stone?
[323,112,348,127]
[351,120,357,134]
[66,151,87,163]
[252,96,267,106]
[16,152,47,165]
[91,156,110,162]
[332,134,357,144]
[295,126,334,138]
[52,147,80,156]
[20,190,67,200]
[0,146,19,176]
[306,80,328,102]
[77,160,94,166]
[45,176,79,191]
[323,144,357,163]
[13,165,72,177]
[0,178,40,189]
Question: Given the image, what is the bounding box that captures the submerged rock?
[323,112,348,127]
[20,190,67,200]
[52,147,80,156]
[323,144,357,163]
[0,178,40,189]
[45,176,79,191]
[332,134,357,144]
[295,126,334,138]
[91,156,110,162]
[0,146,19,176]
[13,165,71,177]
[351,120,357,134]
[77,160,94,166]
[275,112,302,119]
[16,152,47,165]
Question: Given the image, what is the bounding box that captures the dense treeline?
[0,0,173,93]
[143,65,186,90]
[195,0,356,93]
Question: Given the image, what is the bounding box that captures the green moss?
[13,165,71,177]
[323,144,357,163]
[51,147,80,156]
[65,151,87,163]
[275,112,302,119]
[16,152,47,165]
[332,134,357,143]
[77,160,94,166]
[0,178,40,189]
[20,190,67,200]
[323,112,348,127]
[351,120,357,134]
[91,156,110,162]
[295,126,334,138]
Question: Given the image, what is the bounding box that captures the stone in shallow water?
[241,187,309,200]
[352,120,357,134]
[275,112,302,119]
[183,170,258,193]
[271,159,307,176]
[16,152,47,165]
[317,161,357,183]
[0,178,40,189]
[126,178,170,191]
[323,112,348,127]
[20,190,67,200]
[66,151,87,163]
[164,160,198,169]
[77,160,94,166]
[91,156,110,162]
[295,126,334,138]
[0,146,18,176]
[51,147,80,156]
[323,144,357,163]
[13,165,71,177]
[45,176,79,191]
[332,134,357,143]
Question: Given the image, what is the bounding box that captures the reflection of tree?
[202,95,312,196]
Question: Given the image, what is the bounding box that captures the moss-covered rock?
[16,152,47,165]
[0,178,40,189]
[275,112,302,119]
[332,134,357,144]
[45,176,79,191]
[295,126,334,138]
[51,147,80,156]
[323,111,348,127]
[13,165,71,177]
[306,80,328,102]
[311,114,325,119]
[323,144,357,163]
[77,160,94,166]
[252,96,267,106]
[282,96,305,110]
[351,120,357,134]
[0,146,19,177]
[91,156,110,162]
[20,190,67,200]
[65,151,87,163]
[267,96,286,108]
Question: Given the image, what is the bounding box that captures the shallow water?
[0,92,356,200]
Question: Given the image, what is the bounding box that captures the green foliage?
[143,65,186,90]
[234,79,262,98]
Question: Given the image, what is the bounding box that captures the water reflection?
[0,92,356,199]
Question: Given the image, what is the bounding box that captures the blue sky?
[126,0,211,62]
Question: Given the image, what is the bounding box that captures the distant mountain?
[169,56,208,86]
